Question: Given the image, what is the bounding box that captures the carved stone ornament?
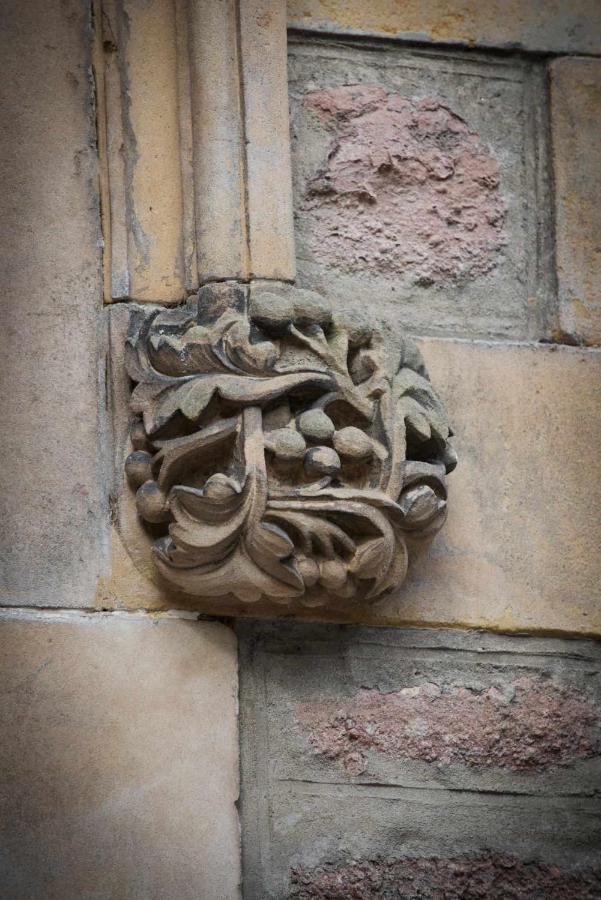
[123,281,456,608]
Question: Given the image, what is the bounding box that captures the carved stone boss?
[123,281,456,608]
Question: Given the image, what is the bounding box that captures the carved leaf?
[393,368,451,444]
[265,509,356,558]
[134,371,335,435]
[154,540,304,604]
[349,536,393,582]
[368,533,408,597]
[153,417,239,490]
[245,522,303,590]
[147,311,279,377]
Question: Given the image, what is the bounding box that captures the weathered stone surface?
[290,853,601,899]
[551,57,601,346]
[238,622,601,898]
[188,0,296,282]
[289,37,553,341]
[0,0,108,606]
[298,678,600,776]
[287,0,601,56]
[239,0,296,280]
[188,0,248,282]
[301,85,506,285]
[101,0,192,302]
[0,610,240,899]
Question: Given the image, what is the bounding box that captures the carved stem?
[242,406,268,536]
[379,391,406,500]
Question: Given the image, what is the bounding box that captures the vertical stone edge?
[98,0,297,292]
[237,623,271,900]
[98,0,131,299]
[525,60,557,341]
[188,0,250,282]
[175,0,199,294]
[239,0,296,281]
[550,56,601,346]
[0,0,109,606]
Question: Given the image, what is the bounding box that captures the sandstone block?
[287,0,601,56]
[396,338,601,634]
[551,57,601,346]
[101,0,193,301]
[0,0,107,606]
[0,611,240,899]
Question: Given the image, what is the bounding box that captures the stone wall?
[1,1,600,898]
[0,2,241,897]
[235,8,601,898]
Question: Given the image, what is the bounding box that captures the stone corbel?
[121,281,456,609]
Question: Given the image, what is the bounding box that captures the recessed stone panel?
[289,37,553,341]
[238,622,601,898]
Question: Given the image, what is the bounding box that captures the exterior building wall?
[1,0,600,898]
[0,2,241,897]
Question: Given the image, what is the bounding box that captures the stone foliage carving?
[124,282,456,607]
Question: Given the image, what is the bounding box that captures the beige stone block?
[287,0,601,55]
[187,0,249,281]
[0,0,108,606]
[392,339,601,635]
[551,57,601,346]
[0,610,240,899]
[188,0,296,281]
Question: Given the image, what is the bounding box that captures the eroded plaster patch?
[301,85,505,285]
[289,852,601,899]
[297,678,600,775]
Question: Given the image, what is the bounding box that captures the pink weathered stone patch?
[301,85,505,284]
[296,678,600,775]
[289,853,601,899]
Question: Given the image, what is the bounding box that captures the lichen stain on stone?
[296,678,600,775]
[289,852,601,899]
[301,85,505,285]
